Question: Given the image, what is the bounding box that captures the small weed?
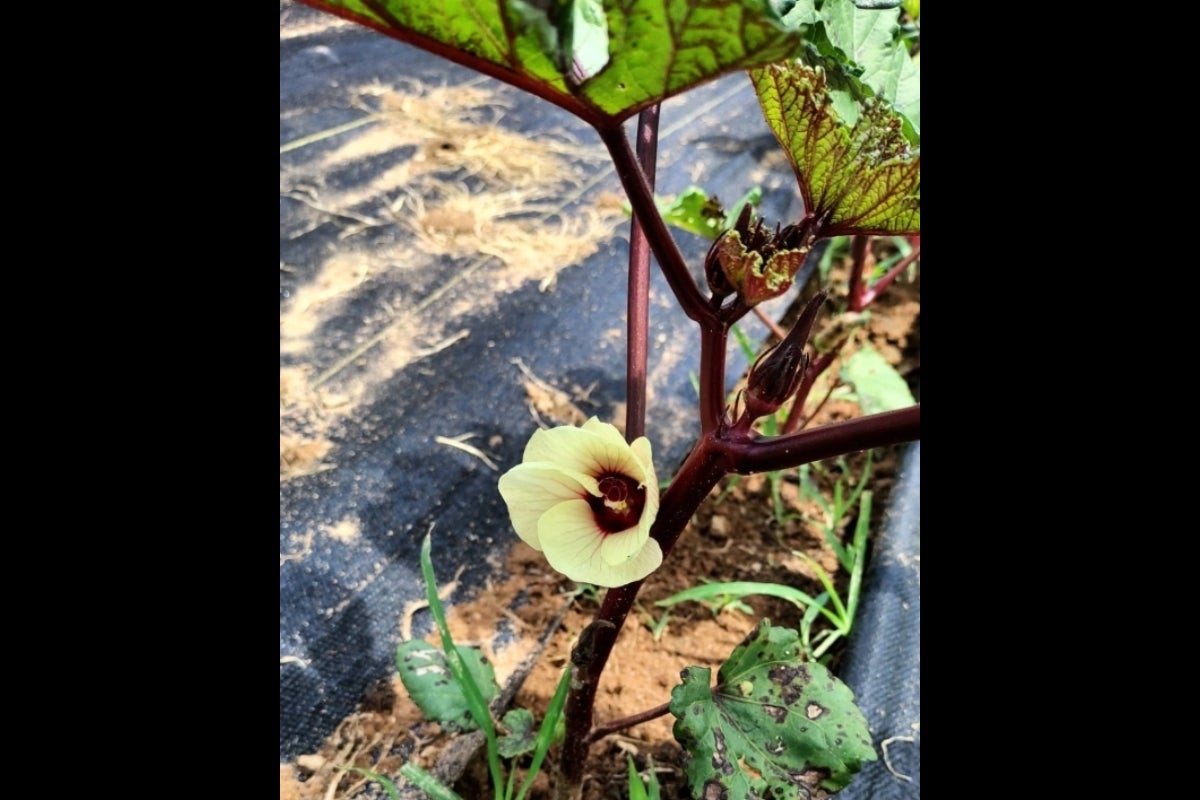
[635,600,673,641]
[627,754,663,800]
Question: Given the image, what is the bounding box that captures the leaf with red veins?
[299,0,805,124]
[752,61,920,236]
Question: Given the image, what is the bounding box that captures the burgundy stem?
[725,404,921,474]
[698,324,729,433]
[859,246,920,308]
[846,235,871,312]
[781,346,840,435]
[625,106,660,442]
[585,701,672,744]
[753,304,788,340]
[598,126,714,325]
[558,433,731,789]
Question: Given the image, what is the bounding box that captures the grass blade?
[794,554,849,630]
[420,530,504,800]
[397,764,464,800]
[845,491,873,625]
[656,580,841,629]
[515,665,573,800]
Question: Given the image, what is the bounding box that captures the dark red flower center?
[588,473,646,534]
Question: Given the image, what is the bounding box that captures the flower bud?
[743,291,828,420]
[707,206,820,307]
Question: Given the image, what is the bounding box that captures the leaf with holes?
[298,0,807,123]
[752,61,919,236]
[395,640,499,732]
[670,620,876,798]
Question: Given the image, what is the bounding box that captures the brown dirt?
[280,242,919,799]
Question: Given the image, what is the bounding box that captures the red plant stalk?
[845,234,872,312]
[556,136,922,797]
[857,245,920,308]
[624,105,660,443]
[555,404,920,794]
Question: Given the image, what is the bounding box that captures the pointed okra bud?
[742,290,828,422]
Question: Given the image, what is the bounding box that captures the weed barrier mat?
[281,0,805,760]
[280,3,920,792]
[838,440,921,799]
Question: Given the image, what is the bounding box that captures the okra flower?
[498,417,661,588]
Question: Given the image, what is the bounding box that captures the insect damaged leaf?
[670,620,876,798]
[395,640,500,731]
[752,61,919,236]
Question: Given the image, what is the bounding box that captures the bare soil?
[280,245,919,800]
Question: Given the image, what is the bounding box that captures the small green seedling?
[388,532,574,800]
[798,453,874,570]
[795,490,874,659]
[634,600,673,642]
[349,768,403,800]
[627,754,663,800]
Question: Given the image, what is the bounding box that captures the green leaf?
[395,640,500,732]
[818,0,919,136]
[349,768,406,800]
[658,186,728,239]
[497,708,537,758]
[310,0,808,122]
[839,344,915,414]
[656,580,840,627]
[627,755,650,800]
[579,0,804,117]
[751,61,919,236]
[647,186,763,240]
[398,764,466,800]
[514,666,573,800]
[670,621,876,798]
[626,754,662,800]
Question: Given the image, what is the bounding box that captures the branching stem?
[598,126,714,324]
[556,405,919,793]
[585,701,672,744]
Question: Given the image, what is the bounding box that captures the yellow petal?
[522,425,604,479]
[585,419,653,485]
[539,500,663,587]
[497,465,586,551]
[630,436,654,483]
[599,525,648,566]
[525,418,650,488]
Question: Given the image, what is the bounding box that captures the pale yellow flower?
[498,417,662,587]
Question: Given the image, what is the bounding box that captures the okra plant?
[290,0,920,797]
